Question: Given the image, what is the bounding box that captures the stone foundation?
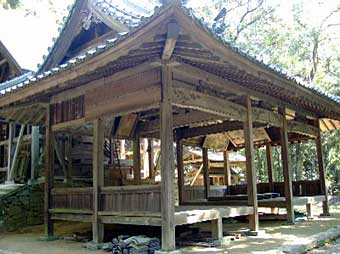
[0,184,44,231]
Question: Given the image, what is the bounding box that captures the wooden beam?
[7,125,25,181]
[133,134,141,185]
[287,120,318,137]
[223,150,231,189]
[160,63,176,251]
[265,143,274,193]
[279,106,294,223]
[30,126,39,180]
[162,22,180,60]
[243,96,259,232]
[316,122,330,216]
[92,118,104,244]
[44,106,54,237]
[176,137,184,205]
[202,147,210,199]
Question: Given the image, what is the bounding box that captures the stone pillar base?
[39,235,59,241]
[83,241,105,250]
[155,250,182,254]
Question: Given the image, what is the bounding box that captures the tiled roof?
[0,1,339,108]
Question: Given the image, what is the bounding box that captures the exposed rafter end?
[162,22,180,61]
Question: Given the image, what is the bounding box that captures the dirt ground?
[0,205,339,254]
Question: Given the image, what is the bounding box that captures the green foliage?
[198,0,340,193]
[1,0,20,9]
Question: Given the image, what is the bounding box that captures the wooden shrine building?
[0,0,339,252]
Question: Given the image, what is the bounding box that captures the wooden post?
[133,134,141,184]
[316,122,329,216]
[92,118,104,244]
[265,143,274,193]
[160,63,176,252]
[176,137,184,205]
[148,138,154,179]
[143,138,149,178]
[202,147,210,199]
[8,125,25,181]
[31,126,39,181]
[279,107,294,223]
[44,106,54,237]
[223,150,231,190]
[211,216,223,240]
[66,134,73,182]
[6,122,15,182]
[243,96,259,232]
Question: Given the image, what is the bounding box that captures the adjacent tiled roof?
[0,1,339,109]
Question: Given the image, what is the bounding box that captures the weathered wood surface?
[243,96,259,231]
[280,107,294,223]
[266,143,274,193]
[160,63,176,251]
[85,69,161,119]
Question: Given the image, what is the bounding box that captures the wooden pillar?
[133,134,141,184]
[316,122,329,216]
[44,106,54,237]
[279,107,294,223]
[31,126,39,181]
[202,147,210,199]
[211,216,223,240]
[92,118,104,244]
[148,139,154,179]
[66,134,73,182]
[160,63,176,252]
[176,137,184,205]
[143,138,149,178]
[223,150,231,190]
[243,96,259,232]
[7,122,15,181]
[265,143,274,193]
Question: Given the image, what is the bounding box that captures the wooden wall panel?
[85,69,161,119]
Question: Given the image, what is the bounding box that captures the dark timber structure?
[0,0,339,252]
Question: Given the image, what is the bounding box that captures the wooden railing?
[183,185,226,201]
[100,185,161,213]
[228,180,322,197]
[51,185,161,213]
[51,187,93,210]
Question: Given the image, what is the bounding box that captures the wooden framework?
[0,1,338,252]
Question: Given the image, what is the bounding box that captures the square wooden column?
[265,143,274,193]
[223,150,231,192]
[279,107,294,223]
[202,147,210,199]
[133,134,141,184]
[176,137,184,205]
[316,121,330,216]
[31,126,40,181]
[243,96,259,232]
[92,118,104,244]
[44,106,54,237]
[148,138,154,179]
[160,63,176,252]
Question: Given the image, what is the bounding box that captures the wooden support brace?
[202,147,210,199]
[7,124,25,181]
[162,22,179,60]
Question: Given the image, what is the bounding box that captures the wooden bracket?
[162,22,180,60]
